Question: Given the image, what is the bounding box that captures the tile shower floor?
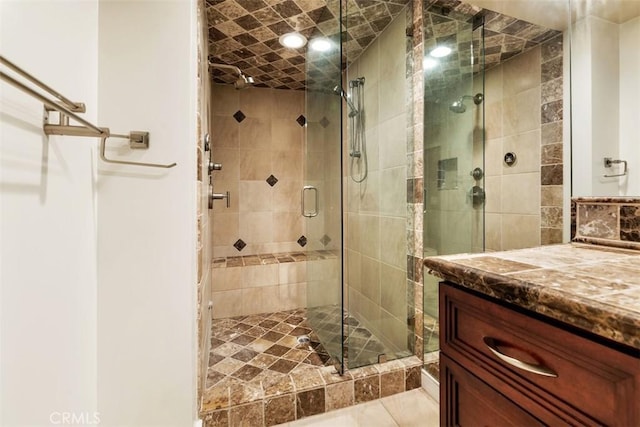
[206,307,400,392]
[207,309,332,392]
[203,308,423,425]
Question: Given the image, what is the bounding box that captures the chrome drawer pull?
[483,337,558,378]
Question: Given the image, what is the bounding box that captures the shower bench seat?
[211,250,339,318]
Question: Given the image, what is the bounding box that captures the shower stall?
[204,4,418,421]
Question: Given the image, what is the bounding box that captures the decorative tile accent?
[572,198,640,250]
[266,174,278,187]
[319,116,330,128]
[319,234,331,246]
[297,235,307,247]
[577,203,618,240]
[233,239,247,251]
[621,205,640,242]
[212,251,337,268]
[296,114,306,127]
[233,110,246,122]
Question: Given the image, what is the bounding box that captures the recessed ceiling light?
[309,38,332,52]
[279,32,307,49]
[430,46,452,58]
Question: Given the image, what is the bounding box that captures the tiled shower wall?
[344,10,411,354]
[482,34,564,251]
[209,85,308,317]
[210,85,306,258]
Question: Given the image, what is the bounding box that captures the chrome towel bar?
[0,55,176,169]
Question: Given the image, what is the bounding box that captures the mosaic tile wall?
[572,197,640,250]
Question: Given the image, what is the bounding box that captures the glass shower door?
[423,6,485,358]
[304,7,344,373]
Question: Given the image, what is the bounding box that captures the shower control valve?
[208,185,230,209]
[208,161,222,173]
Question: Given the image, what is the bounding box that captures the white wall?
[571,14,640,197]
[1,1,199,426]
[571,16,620,196]
[0,1,99,425]
[619,15,640,196]
[97,1,198,426]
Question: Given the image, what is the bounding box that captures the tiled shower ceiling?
[206,0,410,90]
[207,0,561,91]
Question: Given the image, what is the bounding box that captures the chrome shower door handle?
[301,185,319,217]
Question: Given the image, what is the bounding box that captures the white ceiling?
[470,0,640,30]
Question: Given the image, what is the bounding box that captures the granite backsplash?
[572,197,640,250]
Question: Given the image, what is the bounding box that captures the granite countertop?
[423,243,640,351]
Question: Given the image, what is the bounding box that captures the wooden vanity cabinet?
[440,282,640,427]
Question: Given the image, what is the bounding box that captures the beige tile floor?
[276,389,439,427]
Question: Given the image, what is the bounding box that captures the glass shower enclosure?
[304,0,413,373]
[422,4,486,364]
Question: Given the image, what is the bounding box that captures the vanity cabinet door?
[441,353,548,427]
[440,282,640,427]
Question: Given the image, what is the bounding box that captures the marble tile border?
[540,34,564,245]
[212,250,338,268]
[572,197,640,250]
[408,0,425,364]
[202,356,423,427]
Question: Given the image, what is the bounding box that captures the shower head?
[209,61,255,90]
[234,73,255,90]
[449,99,467,113]
[449,93,484,114]
[333,85,359,117]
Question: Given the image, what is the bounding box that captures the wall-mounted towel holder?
[0,55,176,168]
[603,157,627,178]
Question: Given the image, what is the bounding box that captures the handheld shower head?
[333,85,359,117]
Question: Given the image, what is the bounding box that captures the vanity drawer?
[440,282,640,427]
